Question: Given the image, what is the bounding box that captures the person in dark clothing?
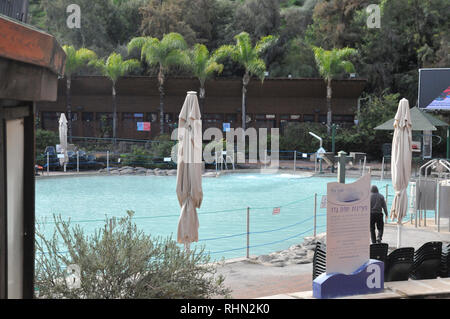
[370,185,388,244]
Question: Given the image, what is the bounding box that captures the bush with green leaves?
[35,129,59,155]
[35,211,231,299]
[119,145,153,168]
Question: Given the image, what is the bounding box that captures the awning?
[374,107,448,131]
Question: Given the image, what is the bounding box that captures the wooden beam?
[0,117,6,299]
[0,58,59,102]
[22,108,35,299]
[0,14,65,75]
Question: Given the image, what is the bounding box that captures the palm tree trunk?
[112,83,117,145]
[327,78,332,135]
[158,67,165,135]
[66,78,72,143]
[242,71,250,132]
[199,85,205,130]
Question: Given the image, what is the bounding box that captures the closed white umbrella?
[390,98,412,248]
[59,113,68,170]
[176,91,203,252]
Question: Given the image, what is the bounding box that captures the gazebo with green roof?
[374,107,449,159]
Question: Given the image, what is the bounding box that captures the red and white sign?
[273,207,281,215]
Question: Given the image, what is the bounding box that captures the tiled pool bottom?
[36,174,403,260]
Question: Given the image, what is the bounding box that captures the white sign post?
[326,174,371,275]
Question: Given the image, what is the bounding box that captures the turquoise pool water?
[36,174,401,260]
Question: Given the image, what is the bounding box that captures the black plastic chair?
[439,243,450,278]
[313,242,327,280]
[385,247,415,282]
[370,243,389,264]
[410,242,442,280]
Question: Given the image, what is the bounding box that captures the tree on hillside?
[186,44,224,121]
[89,53,140,143]
[312,46,357,133]
[41,0,146,57]
[127,33,188,134]
[214,32,278,132]
[62,45,97,142]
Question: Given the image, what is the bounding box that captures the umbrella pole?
[397,223,402,248]
[184,242,190,253]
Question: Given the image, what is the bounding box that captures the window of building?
[318,114,327,123]
[255,114,266,121]
[332,115,354,123]
[164,113,173,123]
[224,114,237,123]
[204,114,223,123]
[147,113,157,123]
[82,112,93,122]
[42,111,59,121]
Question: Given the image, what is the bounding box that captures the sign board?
[272,207,280,215]
[57,154,65,159]
[320,196,327,209]
[137,122,151,132]
[418,68,450,110]
[56,144,62,153]
[412,141,421,152]
[223,123,231,132]
[326,174,371,275]
[134,113,144,118]
[164,157,172,162]
[302,153,308,159]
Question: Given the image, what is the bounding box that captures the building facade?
[37,76,366,139]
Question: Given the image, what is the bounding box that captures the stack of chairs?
[410,242,442,280]
[312,241,327,280]
[370,243,389,265]
[385,247,415,282]
[439,243,450,278]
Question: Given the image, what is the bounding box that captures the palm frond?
[127,37,150,55]
[255,35,278,55]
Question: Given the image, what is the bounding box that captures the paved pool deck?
[216,220,450,299]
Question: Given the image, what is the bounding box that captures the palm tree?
[62,45,97,142]
[312,46,357,133]
[89,53,140,143]
[186,44,224,122]
[127,33,188,135]
[214,32,277,131]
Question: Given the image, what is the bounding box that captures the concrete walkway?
[216,221,450,299]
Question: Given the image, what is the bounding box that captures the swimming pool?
[36,173,400,260]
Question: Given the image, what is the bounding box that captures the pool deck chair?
[385,247,415,282]
[410,242,442,280]
[370,243,389,265]
[440,243,450,278]
[313,242,326,280]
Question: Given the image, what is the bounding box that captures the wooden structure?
[37,76,366,139]
[0,14,65,299]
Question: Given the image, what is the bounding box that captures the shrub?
[120,145,153,168]
[35,211,231,299]
[148,134,176,158]
[35,129,59,155]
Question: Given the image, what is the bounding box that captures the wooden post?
[294,150,296,173]
[314,193,317,237]
[246,207,250,259]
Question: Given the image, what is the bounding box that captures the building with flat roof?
[37,76,366,139]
